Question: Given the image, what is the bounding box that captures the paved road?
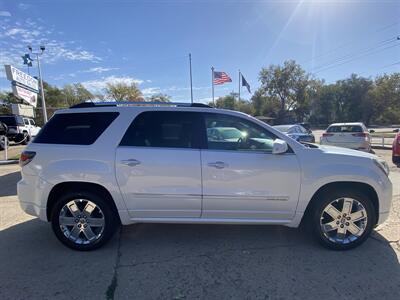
[0,150,399,300]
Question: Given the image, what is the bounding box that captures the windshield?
[327,125,363,133]
[0,116,23,126]
[274,126,292,133]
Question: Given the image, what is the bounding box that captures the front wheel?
[310,190,375,250]
[51,191,119,251]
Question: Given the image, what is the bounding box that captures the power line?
[313,43,400,74]
[302,20,400,66]
[379,61,400,69]
[311,36,399,72]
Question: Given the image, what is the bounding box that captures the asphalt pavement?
[0,149,399,300]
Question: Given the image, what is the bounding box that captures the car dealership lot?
[0,149,399,300]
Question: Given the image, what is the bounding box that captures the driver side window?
[204,113,276,152]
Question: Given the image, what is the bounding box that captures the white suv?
[17,102,392,251]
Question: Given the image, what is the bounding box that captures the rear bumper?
[320,140,371,151]
[17,174,53,222]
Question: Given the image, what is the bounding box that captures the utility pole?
[238,69,241,102]
[211,66,215,106]
[189,53,193,103]
[28,45,47,123]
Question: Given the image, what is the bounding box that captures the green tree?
[214,93,236,109]
[368,73,400,125]
[335,74,373,124]
[0,91,20,114]
[250,89,280,118]
[208,93,254,115]
[147,93,171,102]
[105,82,143,101]
[61,83,94,107]
[258,60,312,123]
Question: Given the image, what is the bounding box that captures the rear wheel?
[310,189,375,250]
[51,190,119,251]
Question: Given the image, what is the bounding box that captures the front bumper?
[17,173,54,222]
[376,175,393,225]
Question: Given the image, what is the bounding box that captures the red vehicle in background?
[393,129,400,167]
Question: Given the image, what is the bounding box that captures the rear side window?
[0,116,24,126]
[120,111,201,149]
[327,125,363,133]
[34,112,119,145]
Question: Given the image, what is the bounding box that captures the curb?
[0,160,19,165]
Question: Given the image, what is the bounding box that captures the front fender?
[297,162,391,215]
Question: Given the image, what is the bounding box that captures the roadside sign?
[4,65,39,107]
[11,103,35,117]
[4,65,39,92]
[11,85,37,107]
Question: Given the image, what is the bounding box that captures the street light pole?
[28,45,47,123]
[189,53,193,104]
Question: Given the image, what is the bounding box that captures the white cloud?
[0,11,11,17]
[83,67,119,74]
[82,76,144,92]
[142,87,161,96]
[18,3,31,10]
[0,18,102,67]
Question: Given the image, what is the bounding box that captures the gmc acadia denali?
[17,102,392,251]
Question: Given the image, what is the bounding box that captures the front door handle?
[207,161,228,169]
[121,159,141,167]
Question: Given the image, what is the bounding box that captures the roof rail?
[70,101,212,109]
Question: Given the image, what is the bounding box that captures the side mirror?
[369,129,375,133]
[272,139,288,154]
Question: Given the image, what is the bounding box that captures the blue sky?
[0,0,399,102]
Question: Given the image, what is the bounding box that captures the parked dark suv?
[0,121,7,150]
[0,115,37,144]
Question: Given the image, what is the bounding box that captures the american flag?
[213,71,232,85]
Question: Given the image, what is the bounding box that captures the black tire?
[51,190,119,251]
[309,189,376,250]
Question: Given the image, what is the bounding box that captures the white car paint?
[23,117,41,137]
[17,106,392,229]
[320,122,371,152]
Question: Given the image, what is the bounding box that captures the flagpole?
[189,53,193,104]
[211,66,215,106]
[238,69,241,102]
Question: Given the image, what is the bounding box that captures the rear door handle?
[121,159,141,167]
[207,161,228,169]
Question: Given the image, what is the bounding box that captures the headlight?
[373,159,390,176]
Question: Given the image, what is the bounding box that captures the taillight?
[322,133,334,137]
[19,151,36,167]
[352,132,367,137]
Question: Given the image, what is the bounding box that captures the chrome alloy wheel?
[320,197,368,244]
[59,199,105,245]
